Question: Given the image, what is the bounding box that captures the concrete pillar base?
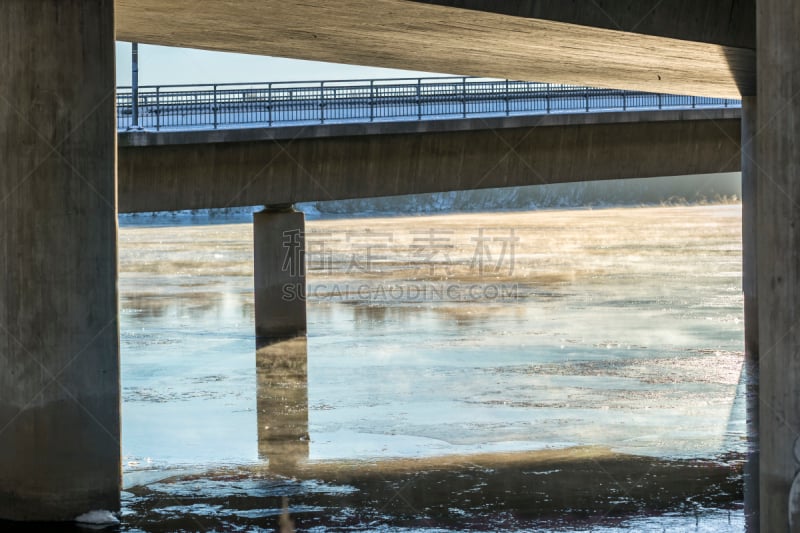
[254,206,307,339]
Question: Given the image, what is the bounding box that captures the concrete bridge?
[116,77,742,212]
[0,1,795,531]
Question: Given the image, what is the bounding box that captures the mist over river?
[105,202,749,531]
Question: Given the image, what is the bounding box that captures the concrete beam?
[0,0,120,522]
[115,0,754,98]
[117,110,741,213]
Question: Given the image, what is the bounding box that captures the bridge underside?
[406,1,755,48]
[116,0,754,99]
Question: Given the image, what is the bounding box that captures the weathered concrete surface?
[741,96,759,532]
[254,208,307,339]
[409,0,755,49]
[115,0,754,98]
[0,0,120,522]
[118,110,741,213]
[756,1,800,531]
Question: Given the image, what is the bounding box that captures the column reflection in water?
[256,336,309,470]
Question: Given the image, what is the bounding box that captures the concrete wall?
[118,110,741,213]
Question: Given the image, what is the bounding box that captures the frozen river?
[117,205,745,531]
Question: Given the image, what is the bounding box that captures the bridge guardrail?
[116,76,741,132]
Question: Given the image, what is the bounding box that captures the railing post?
[546,83,551,113]
[320,81,325,124]
[622,92,627,111]
[417,78,422,120]
[692,95,696,109]
[268,82,273,126]
[130,90,138,131]
[213,84,218,129]
[658,93,662,110]
[462,77,467,118]
[155,86,161,131]
[131,42,139,130]
[370,80,375,122]
[585,87,590,112]
[505,79,510,116]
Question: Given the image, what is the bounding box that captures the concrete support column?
[756,1,800,530]
[254,206,307,339]
[742,96,760,532]
[257,337,309,471]
[0,0,120,522]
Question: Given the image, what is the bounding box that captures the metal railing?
[116,76,741,132]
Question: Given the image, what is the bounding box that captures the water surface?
[118,205,745,531]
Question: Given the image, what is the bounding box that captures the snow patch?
[75,510,120,526]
